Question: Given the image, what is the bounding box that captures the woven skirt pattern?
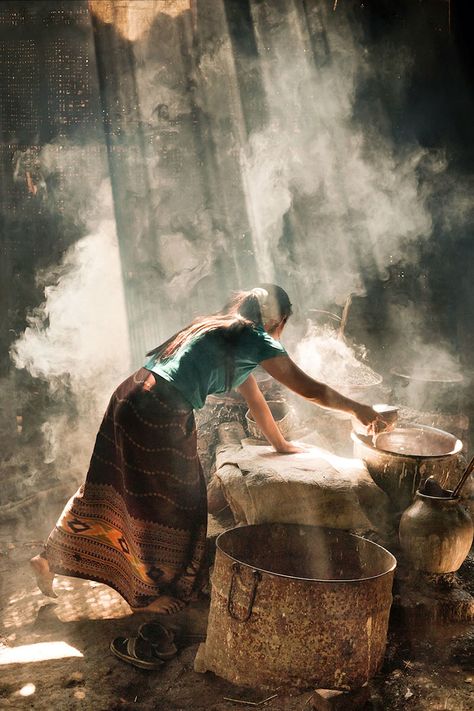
[45,368,207,608]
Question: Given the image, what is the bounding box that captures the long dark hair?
[146,284,292,388]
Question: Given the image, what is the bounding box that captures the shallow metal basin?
[352,425,464,511]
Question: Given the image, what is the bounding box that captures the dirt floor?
[1,521,473,711]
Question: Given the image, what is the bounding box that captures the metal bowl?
[373,426,462,458]
[352,425,464,511]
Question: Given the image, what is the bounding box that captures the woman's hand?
[237,375,300,452]
[352,403,391,435]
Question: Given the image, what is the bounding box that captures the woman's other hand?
[274,441,309,454]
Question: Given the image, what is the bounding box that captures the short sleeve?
[256,329,287,362]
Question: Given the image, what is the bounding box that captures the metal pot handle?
[227,562,261,622]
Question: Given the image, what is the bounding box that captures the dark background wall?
[0,1,100,372]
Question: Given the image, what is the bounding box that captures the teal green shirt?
[144,325,287,410]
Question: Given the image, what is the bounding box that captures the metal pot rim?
[390,368,464,384]
[351,425,463,460]
[216,524,397,584]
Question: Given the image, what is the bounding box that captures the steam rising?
[242,2,432,305]
[296,323,381,397]
[12,221,129,386]
[11,213,129,476]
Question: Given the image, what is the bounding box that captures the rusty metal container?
[197,524,396,691]
[399,492,473,573]
[352,426,464,512]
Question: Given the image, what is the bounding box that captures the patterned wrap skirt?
[45,368,208,608]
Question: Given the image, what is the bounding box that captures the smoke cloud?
[10,171,130,481]
[295,322,382,398]
[241,2,433,306]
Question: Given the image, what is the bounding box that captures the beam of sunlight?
[3,578,130,630]
[88,0,192,41]
[0,642,83,666]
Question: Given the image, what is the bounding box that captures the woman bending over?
[31,285,389,658]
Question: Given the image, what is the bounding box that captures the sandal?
[138,621,177,660]
[110,636,165,670]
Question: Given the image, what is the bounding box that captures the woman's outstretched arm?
[237,374,303,453]
[260,355,383,430]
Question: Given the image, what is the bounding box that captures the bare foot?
[131,595,185,615]
[30,555,57,598]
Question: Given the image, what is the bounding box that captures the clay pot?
[399,492,473,573]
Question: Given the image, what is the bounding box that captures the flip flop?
[110,636,165,670]
[138,621,177,660]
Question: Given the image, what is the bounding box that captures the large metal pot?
[390,368,465,415]
[197,524,396,691]
[352,425,464,512]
